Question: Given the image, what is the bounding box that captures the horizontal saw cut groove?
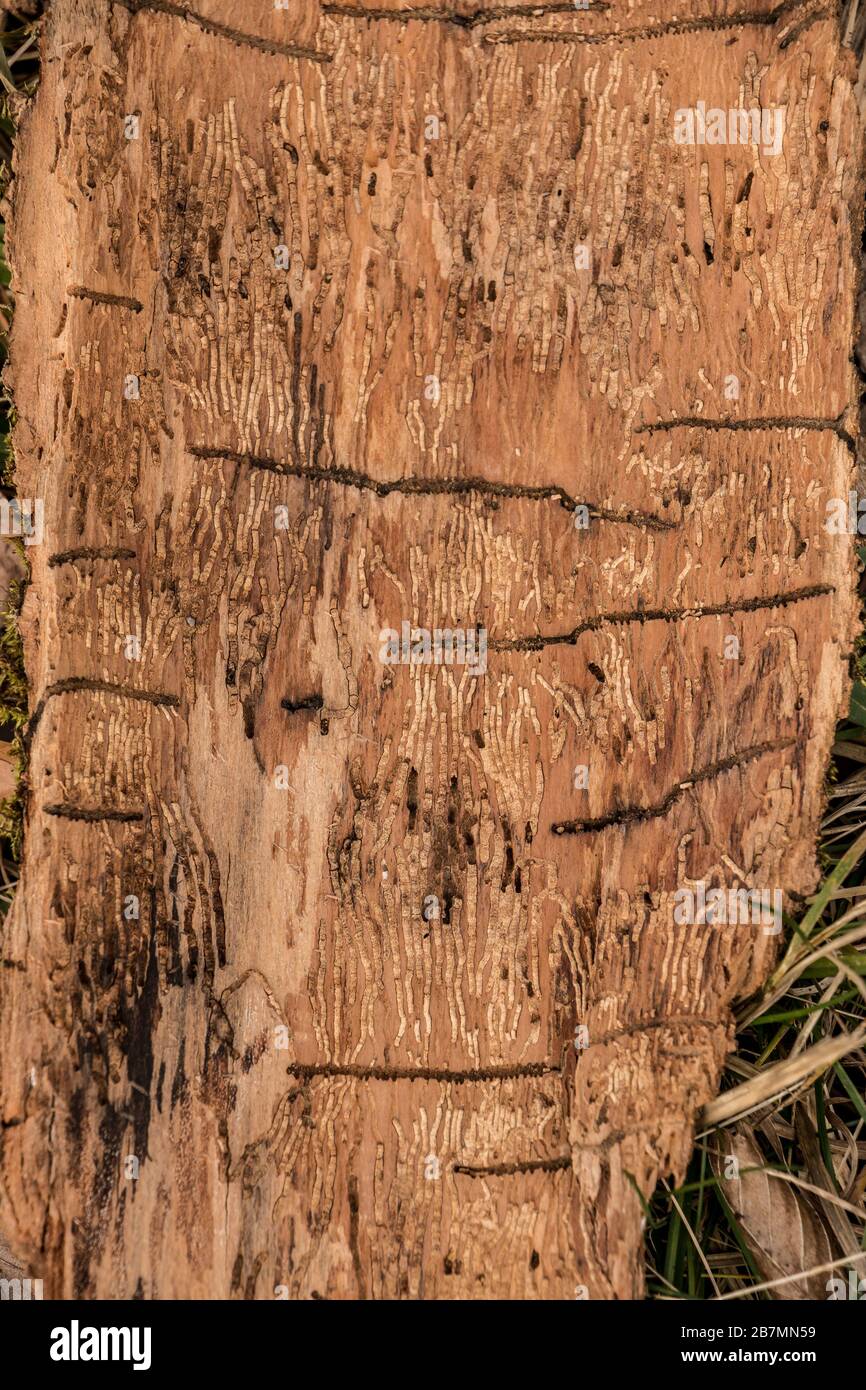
[551,738,798,835]
[321,2,610,27]
[48,547,137,567]
[26,679,181,749]
[492,584,836,652]
[453,1155,572,1177]
[636,413,855,452]
[286,1061,559,1083]
[67,286,143,312]
[482,0,821,47]
[591,1016,726,1046]
[111,0,334,61]
[190,445,675,530]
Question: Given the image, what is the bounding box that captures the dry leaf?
[0,740,16,800]
[0,1230,24,1282]
[713,1128,836,1299]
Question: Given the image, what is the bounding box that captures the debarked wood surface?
[0,0,861,1299]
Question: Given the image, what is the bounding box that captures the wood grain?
[0,0,860,1298]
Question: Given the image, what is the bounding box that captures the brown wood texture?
[0,0,861,1299]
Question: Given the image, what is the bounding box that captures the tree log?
[0,0,860,1299]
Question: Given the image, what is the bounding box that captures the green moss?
[0,15,37,869]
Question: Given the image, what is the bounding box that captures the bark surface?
[0,0,861,1299]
